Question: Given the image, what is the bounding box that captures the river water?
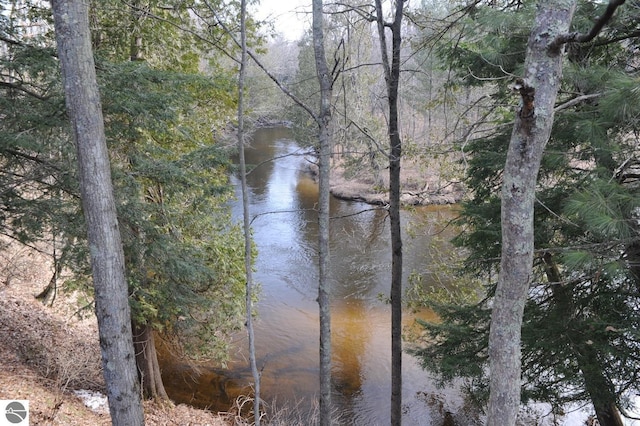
[162,127,469,424]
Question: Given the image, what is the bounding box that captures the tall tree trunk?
[237,0,261,423]
[577,346,624,426]
[487,2,575,424]
[374,1,405,424]
[542,254,624,426]
[51,1,144,424]
[312,0,333,423]
[208,4,332,422]
[132,320,169,400]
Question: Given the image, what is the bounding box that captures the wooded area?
[1,0,640,425]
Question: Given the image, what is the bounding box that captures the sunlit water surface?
[161,127,472,425]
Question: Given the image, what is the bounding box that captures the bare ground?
[306,156,465,206]
[0,239,231,426]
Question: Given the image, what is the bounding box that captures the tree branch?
[0,81,51,101]
[0,34,23,46]
[331,2,376,22]
[548,0,626,52]
[199,0,318,122]
[124,0,318,122]
[554,93,602,112]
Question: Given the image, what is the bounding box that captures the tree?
[248,2,335,421]
[50,0,144,424]
[237,0,261,423]
[489,1,630,422]
[103,62,245,400]
[311,0,334,423]
[0,0,84,301]
[486,1,576,422]
[373,1,405,424]
[412,1,638,424]
[184,2,338,421]
[0,0,247,402]
[85,0,249,400]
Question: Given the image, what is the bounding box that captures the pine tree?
[411,1,640,424]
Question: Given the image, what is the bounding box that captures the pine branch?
[0,81,51,101]
[594,28,640,46]
[0,34,23,46]
[122,1,240,65]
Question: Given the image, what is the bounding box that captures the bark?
[487,2,576,424]
[36,246,62,306]
[129,0,144,61]
[237,0,261,423]
[132,320,169,400]
[577,347,624,426]
[312,0,333,423]
[542,253,624,426]
[374,1,405,424]
[51,1,144,424]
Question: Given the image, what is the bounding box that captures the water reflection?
[161,127,468,424]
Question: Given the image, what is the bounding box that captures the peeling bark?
[487,2,576,424]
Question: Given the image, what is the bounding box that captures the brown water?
[161,127,469,424]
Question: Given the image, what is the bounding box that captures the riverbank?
[0,239,230,426]
[304,157,465,206]
[251,122,465,206]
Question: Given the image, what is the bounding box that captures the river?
[161,127,470,425]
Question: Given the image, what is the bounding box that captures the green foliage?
[285,34,321,148]
[435,4,533,87]
[410,0,640,416]
[0,0,249,364]
[565,181,640,241]
[96,58,245,361]
[409,294,490,390]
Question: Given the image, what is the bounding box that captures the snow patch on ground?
[73,390,108,414]
[526,400,640,426]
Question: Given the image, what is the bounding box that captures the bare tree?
[373,0,405,424]
[173,2,334,421]
[51,0,144,424]
[237,0,261,423]
[312,0,334,423]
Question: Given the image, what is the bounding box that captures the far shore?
[251,122,465,207]
[303,159,465,207]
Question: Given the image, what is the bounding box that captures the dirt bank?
[0,238,230,426]
[304,157,465,206]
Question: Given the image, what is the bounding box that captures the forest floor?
[0,239,231,426]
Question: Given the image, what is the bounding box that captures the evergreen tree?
[411,1,640,424]
[0,0,248,400]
